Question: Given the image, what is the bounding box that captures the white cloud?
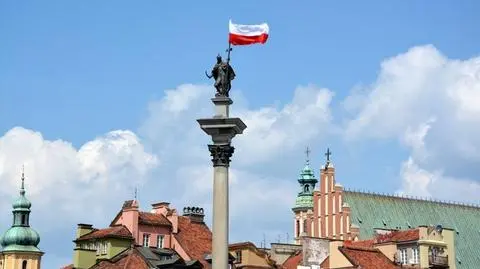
[0,127,159,229]
[234,85,334,165]
[343,45,480,203]
[140,83,334,167]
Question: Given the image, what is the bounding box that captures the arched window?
[304,185,310,193]
[22,260,27,269]
[21,215,26,225]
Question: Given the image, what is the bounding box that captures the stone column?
[197,96,246,269]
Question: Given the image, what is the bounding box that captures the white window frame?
[157,235,164,248]
[412,247,419,264]
[143,233,150,247]
[102,241,108,254]
[400,248,408,264]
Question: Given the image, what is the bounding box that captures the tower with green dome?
[0,170,43,269]
[292,147,318,243]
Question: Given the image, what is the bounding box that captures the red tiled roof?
[229,241,256,249]
[375,229,419,244]
[320,256,329,267]
[90,248,149,269]
[236,265,274,269]
[282,251,302,269]
[175,216,212,266]
[77,225,134,241]
[339,246,400,269]
[60,265,73,269]
[138,211,172,226]
[345,239,375,248]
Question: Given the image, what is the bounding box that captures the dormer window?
[235,250,242,263]
[143,233,150,247]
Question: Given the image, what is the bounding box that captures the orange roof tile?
[339,246,400,269]
[175,216,212,266]
[282,251,302,269]
[375,229,419,244]
[90,248,149,269]
[345,239,375,248]
[138,211,172,226]
[320,256,329,268]
[76,225,134,241]
[229,241,257,249]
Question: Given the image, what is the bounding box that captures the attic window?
[382,219,387,226]
[356,217,363,224]
[235,250,242,263]
[406,221,412,228]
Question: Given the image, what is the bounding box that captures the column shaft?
[212,165,229,269]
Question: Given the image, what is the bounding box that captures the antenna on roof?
[286,233,289,244]
[263,233,266,249]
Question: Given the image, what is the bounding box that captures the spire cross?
[20,164,25,195]
[325,148,332,162]
[305,147,311,164]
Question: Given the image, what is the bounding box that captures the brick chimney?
[182,206,205,223]
[151,202,170,216]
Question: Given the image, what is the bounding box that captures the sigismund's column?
[198,55,246,269]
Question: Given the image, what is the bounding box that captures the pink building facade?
[110,200,212,264]
[293,158,359,242]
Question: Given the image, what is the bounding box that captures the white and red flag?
[229,20,269,46]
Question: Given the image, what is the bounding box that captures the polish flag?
[229,20,269,46]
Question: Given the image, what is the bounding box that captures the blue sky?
[1,1,480,268]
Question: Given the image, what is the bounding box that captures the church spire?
[292,147,318,212]
[20,164,26,196]
[0,168,42,254]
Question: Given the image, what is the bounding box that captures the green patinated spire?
[292,147,318,212]
[0,168,42,253]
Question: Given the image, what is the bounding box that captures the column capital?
[208,144,235,167]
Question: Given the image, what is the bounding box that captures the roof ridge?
[344,188,480,208]
[341,245,379,252]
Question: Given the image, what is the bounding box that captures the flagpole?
[225,42,233,96]
[226,42,232,64]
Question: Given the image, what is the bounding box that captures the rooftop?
[343,190,480,268]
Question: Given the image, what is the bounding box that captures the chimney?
[151,202,170,216]
[183,206,205,223]
[76,223,94,239]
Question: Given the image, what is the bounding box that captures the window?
[22,261,27,269]
[157,235,164,248]
[21,215,26,225]
[143,234,150,247]
[95,241,100,255]
[99,241,108,255]
[235,250,242,263]
[303,220,308,235]
[412,247,419,264]
[399,248,408,264]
